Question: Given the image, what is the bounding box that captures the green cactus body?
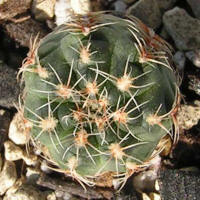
[21,13,179,188]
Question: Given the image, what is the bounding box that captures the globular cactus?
[19,12,179,189]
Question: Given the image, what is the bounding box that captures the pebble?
[177,101,200,130]
[0,160,17,195]
[54,0,72,26]
[47,192,57,200]
[185,50,200,68]
[126,0,162,29]
[4,140,38,166]
[163,7,200,50]
[9,111,31,145]
[186,0,200,19]
[32,0,56,21]
[173,51,186,70]
[4,140,23,161]
[188,74,200,96]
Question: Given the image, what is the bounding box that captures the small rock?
[9,111,31,145]
[177,101,200,130]
[0,160,17,195]
[114,0,127,13]
[32,0,56,21]
[185,50,200,68]
[0,0,31,21]
[0,62,20,108]
[188,74,200,96]
[3,184,46,200]
[186,0,200,19]
[156,0,177,13]
[173,51,186,70]
[71,0,91,15]
[163,7,200,50]
[3,18,48,47]
[4,140,38,165]
[55,0,72,26]
[126,0,162,29]
[4,140,23,161]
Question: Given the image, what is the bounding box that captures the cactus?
[19,13,179,189]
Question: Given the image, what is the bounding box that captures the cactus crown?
[19,12,179,189]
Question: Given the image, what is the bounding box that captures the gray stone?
[188,74,200,96]
[163,7,200,50]
[126,0,162,29]
[114,0,127,13]
[173,51,186,70]
[185,50,200,68]
[156,0,177,13]
[0,62,20,108]
[4,139,38,166]
[0,161,17,195]
[4,140,23,161]
[187,0,200,19]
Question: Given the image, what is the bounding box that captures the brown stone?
[3,18,49,47]
[0,0,31,21]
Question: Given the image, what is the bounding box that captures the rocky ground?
[0,0,200,199]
